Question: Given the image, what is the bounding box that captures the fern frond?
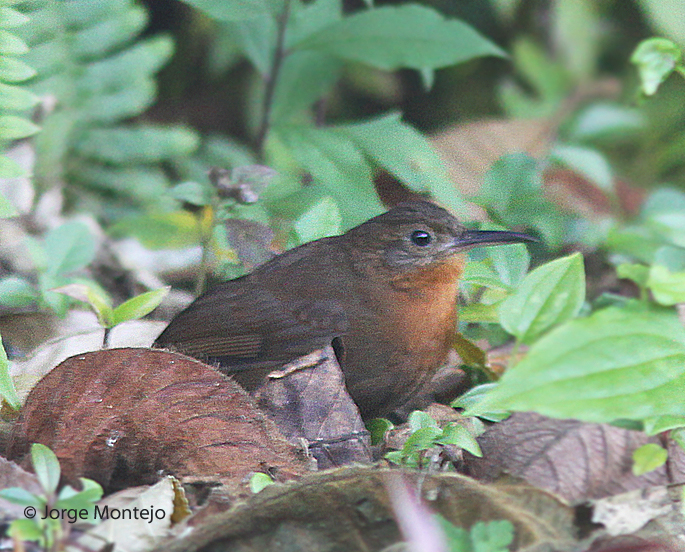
[13,0,199,215]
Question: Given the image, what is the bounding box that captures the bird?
[154,201,536,420]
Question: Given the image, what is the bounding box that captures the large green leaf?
[468,305,685,423]
[499,253,585,344]
[181,0,283,21]
[44,222,97,277]
[294,4,505,70]
[336,112,468,216]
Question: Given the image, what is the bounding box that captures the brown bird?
[155,201,536,420]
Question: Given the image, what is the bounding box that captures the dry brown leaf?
[7,348,306,493]
[253,346,371,469]
[152,467,576,552]
[464,412,670,503]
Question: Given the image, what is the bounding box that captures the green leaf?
[0,57,36,82]
[0,7,30,28]
[293,195,341,242]
[74,125,199,164]
[0,115,39,139]
[551,144,613,192]
[110,211,201,249]
[249,472,274,493]
[408,410,440,431]
[568,103,644,142]
[435,514,470,552]
[168,181,214,206]
[499,253,585,344]
[487,243,530,289]
[632,443,668,475]
[647,264,685,306]
[110,287,170,326]
[50,283,114,327]
[451,384,509,423]
[223,15,276,76]
[479,153,542,213]
[435,424,482,457]
[468,305,685,423]
[471,520,515,552]
[631,37,683,96]
[271,50,342,123]
[0,334,20,410]
[31,444,61,496]
[0,29,27,54]
[181,0,283,21]
[617,263,649,289]
[0,82,38,110]
[44,222,96,276]
[366,418,393,446]
[0,487,43,508]
[295,5,505,71]
[8,518,44,543]
[336,112,469,217]
[286,0,341,47]
[402,426,442,454]
[272,125,383,226]
[643,415,685,435]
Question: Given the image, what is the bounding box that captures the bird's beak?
[455,229,539,251]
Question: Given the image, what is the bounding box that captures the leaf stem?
[255,0,292,158]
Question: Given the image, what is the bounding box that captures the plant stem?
[194,205,215,296]
[255,0,292,158]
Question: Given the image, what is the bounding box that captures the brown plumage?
[155,201,535,419]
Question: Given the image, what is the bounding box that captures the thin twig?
[255,0,292,158]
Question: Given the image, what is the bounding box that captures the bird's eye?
[410,230,432,246]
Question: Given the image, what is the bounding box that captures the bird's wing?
[154,280,348,371]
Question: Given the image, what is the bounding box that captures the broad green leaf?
[336,112,469,217]
[461,260,508,290]
[479,153,541,214]
[435,424,482,457]
[487,243,530,289]
[408,410,440,431]
[0,487,43,508]
[286,0,341,47]
[249,472,274,493]
[111,287,170,326]
[293,195,341,242]
[0,334,20,410]
[499,253,585,344]
[51,283,114,327]
[168,181,213,206]
[110,211,201,249]
[632,443,668,475]
[630,37,683,95]
[435,514,470,552]
[654,245,685,272]
[643,415,685,435]
[458,302,501,324]
[569,103,644,142]
[402,426,442,454]
[295,5,505,71]
[224,15,276,76]
[551,144,613,192]
[271,50,342,123]
[31,444,61,496]
[272,125,383,226]
[8,518,44,543]
[647,264,685,305]
[451,384,509,422]
[0,154,25,178]
[471,520,515,552]
[181,0,283,21]
[0,115,39,139]
[366,418,393,445]
[468,305,685,423]
[616,263,649,289]
[44,222,96,276]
